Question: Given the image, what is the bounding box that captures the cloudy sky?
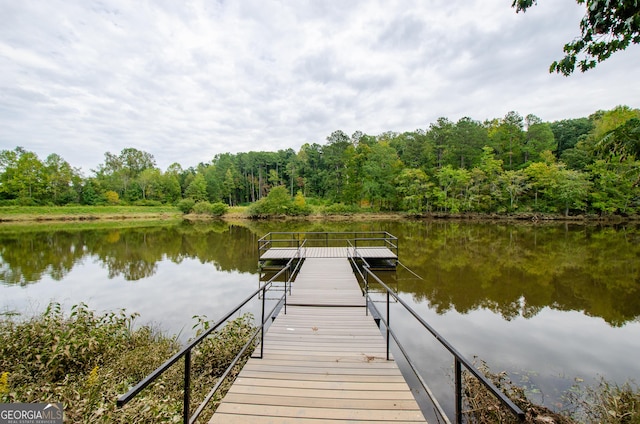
[1,1,639,174]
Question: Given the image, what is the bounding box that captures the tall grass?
[0,303,254,423]
[462,360,640,423]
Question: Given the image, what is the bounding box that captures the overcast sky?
[1,1,639,174]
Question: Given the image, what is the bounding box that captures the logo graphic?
[0,403,63,424]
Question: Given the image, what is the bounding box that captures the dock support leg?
[260,285,266,358]
[386,290,390,361]
[455,357,462,424]
[183,350,191,424]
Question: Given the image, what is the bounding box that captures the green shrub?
[0,302,139,384]
[177,198,196,214]
[0,303,255,423]
[192,201,213,215]
[305,197,325,206]
[209,202,228,216]
[191,201,228,216]
[290,191,312,216]
[247,186,291,217]
[105,190,120,205]
[247,186,312,217]
[16,197,38,206]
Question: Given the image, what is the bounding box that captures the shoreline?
[1,209,639,225]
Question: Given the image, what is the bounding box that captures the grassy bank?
[0,205,182,222]
[464,361,640,423]
[4,204,639,224]
[0,303,254,423]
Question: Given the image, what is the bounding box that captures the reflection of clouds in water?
[1,257,257,342]
[381,295,640,415]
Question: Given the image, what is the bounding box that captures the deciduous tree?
[184,174,208,202]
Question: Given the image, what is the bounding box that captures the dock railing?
[258,231,398,257]
[116,247,304,424]
[348,249,525,424]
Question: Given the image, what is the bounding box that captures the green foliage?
[0,205,179,218]
[81,179,101,206]
[190,313,255,377]
[133,199,162,206]
[247,186,296,217]
[513,1,640,75]
[568,378,640,423]
[192,201,213,215]
[3,105,640,218]
[176,198,196,214]
[293,190,306,208]
[395,168,432,213]
[321,203,361,215]
[0,303,255,423]
[551,118,594,158]
[588,159,639,215]
[184,174,208,202]
[434,165,472,213]
[210,202,229,216]
[290,191,312,216]
[192,201,228,217]
[105,190,120,205]
[0,303,139,383]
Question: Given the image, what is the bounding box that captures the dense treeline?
[1,105,639,216]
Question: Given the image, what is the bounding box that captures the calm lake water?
[1,219,639,417]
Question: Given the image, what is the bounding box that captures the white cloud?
[1,0,638,173]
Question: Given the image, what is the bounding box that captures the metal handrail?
[259,231,398,253]
[117,249,303,424]
[358,264,525,423]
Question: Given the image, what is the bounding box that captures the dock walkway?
[259,246,398,260]
[209,258,427,423]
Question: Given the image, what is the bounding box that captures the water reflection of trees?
[0,222,258,283]
[0,230,85,285]
[395,222,640,327]
[1,220,639,326]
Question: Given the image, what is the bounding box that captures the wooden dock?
[259,246,398,260]
[209,258,427,423]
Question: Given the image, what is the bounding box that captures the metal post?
[386,290,390,361]
[455,358,462,424]
[260,284,266,358]
[183,350,191,424]
[365,270,369,316]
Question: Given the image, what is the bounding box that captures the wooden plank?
[215,403,425,421]
[212,416,422,424]
[245,356,401,368]
[238,370,407,383]
[226,384,418,400]
[221,392,420,410]
[230,378,411,391]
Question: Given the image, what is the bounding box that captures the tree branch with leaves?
[513,0,640,75]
